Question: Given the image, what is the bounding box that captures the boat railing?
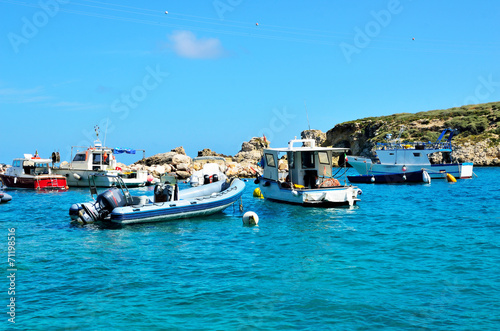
[376,141,452,150]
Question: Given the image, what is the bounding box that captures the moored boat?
[347,170,431,184]
[53,133,148,188]
[69,175,245,225]
[189,156,227,187]
[0,153,68,191]
[0,191,12,203]
[348,128,473,180]
[256,138,361,207]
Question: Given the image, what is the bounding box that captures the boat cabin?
[8,155,53,176]
[262,139,349,189]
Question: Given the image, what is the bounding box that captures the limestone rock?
[171,146,186,155]
[175,171,191,179]
[171,154,192,165]
[176,163,190,171]
[301,129,326,147]
[137,152,177,166]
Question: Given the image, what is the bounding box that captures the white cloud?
[168,30,227,59]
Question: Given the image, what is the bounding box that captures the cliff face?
[322,101,500,166]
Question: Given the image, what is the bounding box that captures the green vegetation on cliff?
[339,101,500,145]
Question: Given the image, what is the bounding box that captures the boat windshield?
[73,153,86,162]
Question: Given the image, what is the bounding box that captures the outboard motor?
[154,183,179,203]
[69,187,127,224]
[213,174,219,182]
[204,174,211,185]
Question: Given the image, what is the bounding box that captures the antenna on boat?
[304,101,311,131]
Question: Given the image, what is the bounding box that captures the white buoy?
[73,173,82,180]
[165,11,168,14]
[370,176,375,183]
[242,211,259,225]
[291,189,299,196]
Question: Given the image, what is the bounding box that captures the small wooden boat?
[0,153,68,191]
[347,170,431,184]
[70,175,245,225]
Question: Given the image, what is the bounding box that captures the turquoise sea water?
[1,167,499,330]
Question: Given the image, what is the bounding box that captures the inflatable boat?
[0,191,12,204]
[70,175,245,225]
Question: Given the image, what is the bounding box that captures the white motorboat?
[348,128,473,179]
[256,138,361,207]
[189,156,227,187]
[53,138,148,188]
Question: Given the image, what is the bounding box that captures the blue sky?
[1,0,499,164]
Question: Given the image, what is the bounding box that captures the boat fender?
[446,173,457,183]
[370,176,375,183]
[254,177,260,184]
[14,177,17,184]
[403,175,407,181]
[263,181,270,187]
[73,173,82,180]
[402,165,407,172]
[422,170,431,184]
[253,188,264,199]
[242,211,259,225]
[357,189,363,195]
[291,189,299,197]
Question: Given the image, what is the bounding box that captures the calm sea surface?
[1,167,499,330]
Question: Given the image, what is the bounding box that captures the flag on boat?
[113,148,136,154]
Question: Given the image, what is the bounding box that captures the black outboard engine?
[204,174,211,185]
[69,187,127,224]
[154,183,178,203]
[213,174,219,182]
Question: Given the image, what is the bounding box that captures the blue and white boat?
[348,128,473,180]
[70,175,245,225]
[347,170,430,184]
[256,138,361,207]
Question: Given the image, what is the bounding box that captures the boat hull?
[0,174,67,190]
[348,158,473,179]
[258,179,359,207]
[347,170,426,184]
[53,169,147,187]
[110,179,245,225]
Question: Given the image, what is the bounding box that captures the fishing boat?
[53,131,148,188]
[348,128,473,179]
[0,153,68,190]
[255,138,361,207]
[347,170,431,184]
[69,174,245,225]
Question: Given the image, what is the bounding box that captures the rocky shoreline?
[1,123,499,179]
[117,137,269,180]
